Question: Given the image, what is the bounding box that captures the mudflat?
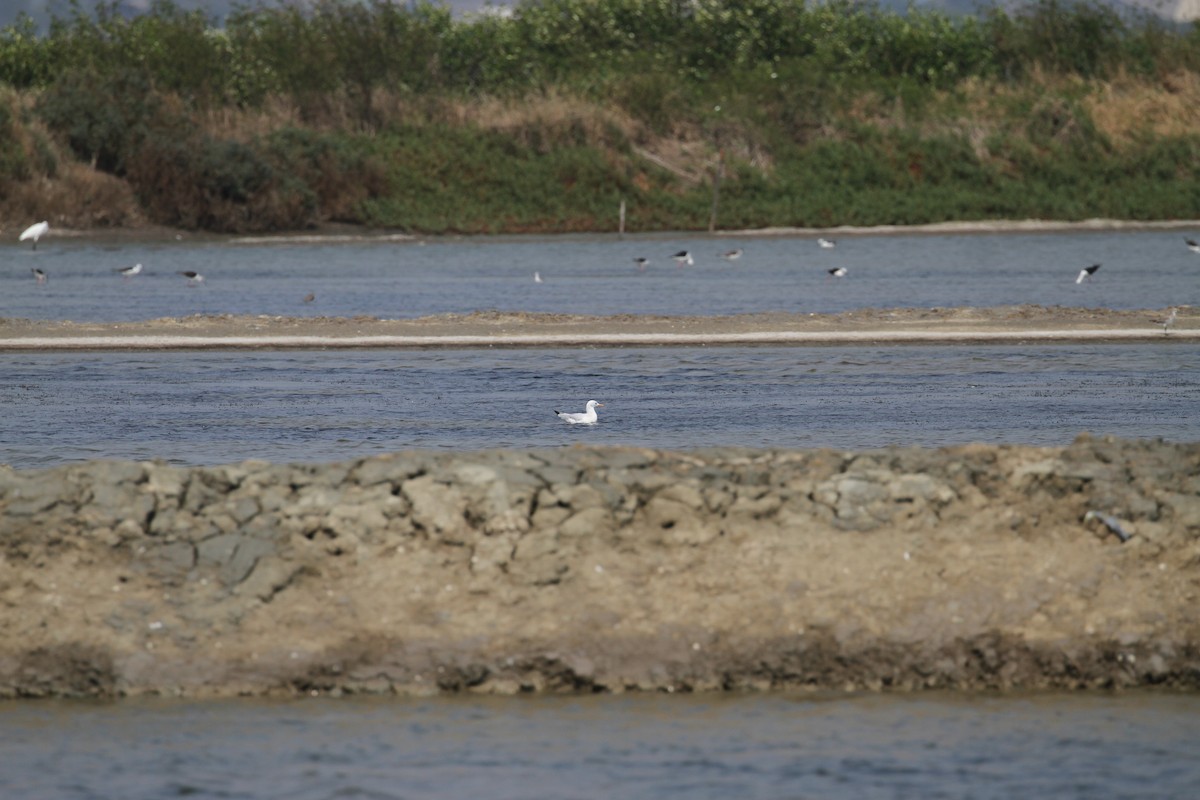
[0,305,1194,349]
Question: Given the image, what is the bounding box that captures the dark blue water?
[1,692,1197,800]
[2,343,1198,468]
[3,229,1198,321]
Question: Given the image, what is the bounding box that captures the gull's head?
[587,400,604,409]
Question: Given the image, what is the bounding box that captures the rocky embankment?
[2,436,1198,698]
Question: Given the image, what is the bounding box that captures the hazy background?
[1,0,1196,33]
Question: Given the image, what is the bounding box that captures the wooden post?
[619,199,626,238]
[709,149,723,233]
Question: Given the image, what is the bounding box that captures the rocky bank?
[2,436,1198,699]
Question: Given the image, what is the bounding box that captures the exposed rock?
[1,438,1198,698]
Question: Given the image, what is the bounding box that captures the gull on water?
[114,263,143,278]
[1185,238,1200,254]
[672,250,694,267]
[555,400,603,425]
[1075,263,1100,284]
[178,270,204,285]
[31,267,47,284]
[721,248,743,261]
[817,238,837,249]
[19,220,49,250]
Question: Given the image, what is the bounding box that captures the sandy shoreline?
[1,306,1193,350]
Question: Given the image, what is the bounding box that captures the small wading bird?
[114,263,142,279]
[721,248,743,261]
[1152,307,1178,335]
[817,238,837,249]
[555,400,603,425]
[1076,263,1101,284]
[533,271,543,283]
[1185,238,1200,254]
[31,267,47,284]
[828,267,847,278]
[671,250,694,267]
[633,257,649,271]
[178,270,204,285]
[19,220,49,250]
[303,292,316,304]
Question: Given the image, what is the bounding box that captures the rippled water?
[2,693,1197,800]
[3,343,1198,468]
[3,229,1198,321]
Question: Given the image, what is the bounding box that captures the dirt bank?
[1,437,1198,698]
[1,305,1195,350]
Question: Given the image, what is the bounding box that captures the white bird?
[828,267,847,278]
[555,400,603,425]
[178,270,204,285]
[671,250,694,267]
[114,263,143,278]
[19,221,49,250]
[633,257,649,271]
[533,271,543,283]
[818,238,836,249]
[1076,263,1100,284]
[31,267,47,284]
[721,248,743,261]
[1153,307,1178,334]
[1185,238,1200,254]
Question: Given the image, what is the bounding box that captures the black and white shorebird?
[633,257,649,271]
[817,238,837,249]
[1185,238,1200,254]
[721,248,743,261]
[1152,307,1178,334]
[114,263,143,279]
[31,267,47,284]
[671,250,694,267]
[178,270,204,285]
[827,267,847,278]
[1075,263,1101,284]
[555,400,603,425]
[19,220,49,250]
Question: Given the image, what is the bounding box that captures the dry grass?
[1084,70,1200,146]
[0,165,143,232]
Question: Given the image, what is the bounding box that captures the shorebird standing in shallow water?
[31,267,47,284]
[114,263,143,279]
[555,400,603,425]
[721,248,743,261]
[671,250,694,267]
[1185,238,1200,254]
[533,271,543,283]
[818,238,837,249]
[1075,263,1101,284]
[19,220,49,250]
[303,292,316,304]
[633,257,649,271]
[178,270,204,286]
[827,267,847,278]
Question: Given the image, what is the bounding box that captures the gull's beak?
[596,403,605,407]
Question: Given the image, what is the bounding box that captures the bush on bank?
[1,0,1198,233]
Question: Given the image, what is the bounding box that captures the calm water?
[3,229,1199,321]
[2,343,1198,468]
[2,693,1197,800]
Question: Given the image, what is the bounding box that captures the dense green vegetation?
[2,0,1199,233]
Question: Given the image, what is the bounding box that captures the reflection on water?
[1,692,1197,800]
[3,229,1198,322]
[2,344,1198,468]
